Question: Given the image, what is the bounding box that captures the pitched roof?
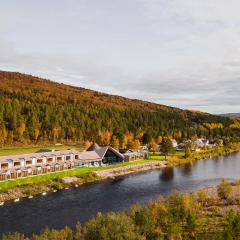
[119,149,134,154]
[86,143,101,151]
[95,146,109,159]
[78,151,102,162]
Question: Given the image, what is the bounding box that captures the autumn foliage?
[0,71,237,145]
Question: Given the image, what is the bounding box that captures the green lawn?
[148,150,185,160]
[0,167,93,190]
[0,145,84,156]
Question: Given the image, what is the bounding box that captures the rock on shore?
[95,161,167,179]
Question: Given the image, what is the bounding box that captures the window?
[75,155,79,160]
[37,159,43,164]
[26,160,32,165]
[14,162,21,167]
[66,156,71,161]
[57,157,62,161]
[47,158,53,163]
[1,163,8,169]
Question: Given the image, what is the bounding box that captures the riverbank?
[0,144,239,203]
[167,143,240,166]
[95,161,167,179]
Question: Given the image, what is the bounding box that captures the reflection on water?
[160,167,174,181]
[1,152,240,236]
[181,162,192,176]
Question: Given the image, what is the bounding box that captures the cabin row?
[0,143,148,181]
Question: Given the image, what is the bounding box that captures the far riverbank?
[0,144,240,203]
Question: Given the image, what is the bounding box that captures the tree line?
[0,71,239,146]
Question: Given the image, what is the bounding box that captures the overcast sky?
[1,0,240,114]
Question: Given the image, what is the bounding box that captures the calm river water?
[1,152,240,236]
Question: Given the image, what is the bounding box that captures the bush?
[84,212,139,240]
[197,190,208,207]
[217,179,233,201]
[1,233,26,240]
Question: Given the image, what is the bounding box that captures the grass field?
[148,150,185,160]
[0,145,85,156]
[0,167,92,190]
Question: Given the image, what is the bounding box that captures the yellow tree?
[132,139,141,150]
[18,121,26,140]
[112,136,120,149]
[97,130,104,145]
[125,132,134,149]
[34,128,40,142]
[103,130,111,145]
[136,128,143,142]
[156,136,163,145]
[148,139,157,152]
[84,140,92,149]
[0,127,7,146]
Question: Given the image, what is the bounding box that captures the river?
[1,152,240,236]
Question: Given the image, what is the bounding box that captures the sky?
[0,0,240,114]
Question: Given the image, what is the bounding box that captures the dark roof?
[94,146,125,160]
[107,146,125,160]
[35,149,54,153]
[86,143,101,152]
[119,149,134,154]
[87,143,125,160]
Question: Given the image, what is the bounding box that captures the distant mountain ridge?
[0,70,236,144]
[219,113,240,118]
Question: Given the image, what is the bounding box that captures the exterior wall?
[123,151,149,161]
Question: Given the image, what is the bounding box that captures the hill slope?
[0,70,236,145]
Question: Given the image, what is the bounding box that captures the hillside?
[0,70,236,145]
[0,71,177,112]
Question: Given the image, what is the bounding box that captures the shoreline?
[95,161,167,179]
[0,145,239,204]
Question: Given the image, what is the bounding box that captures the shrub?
[197,190,208,207]
[217,179,232,201]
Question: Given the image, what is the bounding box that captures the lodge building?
[0,143,128,181]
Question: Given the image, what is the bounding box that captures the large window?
[66,156,71,161]
[1,163,8,169]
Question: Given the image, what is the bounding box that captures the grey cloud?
[0,0,240,114]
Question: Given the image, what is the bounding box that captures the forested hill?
[0,70,238,145]
[0,71,183,112]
